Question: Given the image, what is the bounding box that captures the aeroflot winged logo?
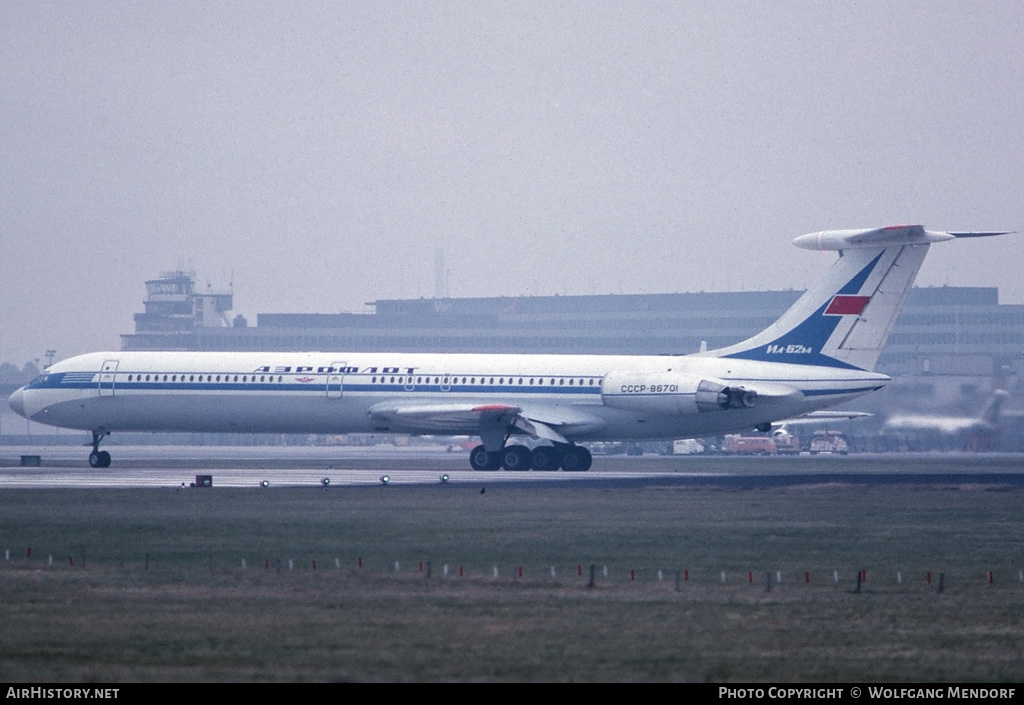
[253,365,419,374]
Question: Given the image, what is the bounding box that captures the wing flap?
[367,399,605,440]
[368,401,520,434]
[512,416,568,444]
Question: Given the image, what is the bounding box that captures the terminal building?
[122,271,1023,381]
[124,270,237,351]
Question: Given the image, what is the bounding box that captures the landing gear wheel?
[531,446,561,471]
[89,450,111,468]
[560,445,592,472]
[88,430,111,468]
[469,445,501,471]
[501,445,533,471]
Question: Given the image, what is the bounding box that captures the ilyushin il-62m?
[9,226,1009,471]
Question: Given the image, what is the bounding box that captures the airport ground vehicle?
[809,430,850,455]
[722,435,776,455]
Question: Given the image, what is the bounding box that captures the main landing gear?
[469,443,592,472]
[89,430,111,468]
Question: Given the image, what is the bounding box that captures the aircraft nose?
[8,387,26,418]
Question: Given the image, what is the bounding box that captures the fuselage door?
[99,359,119,397]
[326,361,346,399]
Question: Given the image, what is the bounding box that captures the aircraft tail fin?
[703,226,1010,372]
[981,389,1009,426]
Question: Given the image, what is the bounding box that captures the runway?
[2,444,1024,489]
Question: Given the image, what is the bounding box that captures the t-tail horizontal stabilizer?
[791,225,1012,251]
[704,226,1012,372]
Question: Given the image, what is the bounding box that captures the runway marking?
[0,467,717,488]
[4,447,1024,489]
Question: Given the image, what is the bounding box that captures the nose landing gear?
[88,430,111,468]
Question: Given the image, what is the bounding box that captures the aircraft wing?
[367,400,607,442]
[776,410,873,425]
[883,415,988,434]
[790,410,872,421]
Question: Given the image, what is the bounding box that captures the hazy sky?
[2,1,1022,366]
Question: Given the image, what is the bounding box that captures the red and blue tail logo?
[721,252,884,370]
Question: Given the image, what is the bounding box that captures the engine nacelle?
[694,379,758,412]
[601,371,758,415]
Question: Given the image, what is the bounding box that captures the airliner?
[884,389,1009,436]
[883,387,1012,451]
[8,225,1009,471]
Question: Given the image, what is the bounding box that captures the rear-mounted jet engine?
[600,371,758,415]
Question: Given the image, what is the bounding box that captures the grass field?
[2,481,1023,681]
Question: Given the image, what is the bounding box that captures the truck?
[672,438,705,455]
[721,435,777,456]
[771,429,802,455]
[809,430,850,455]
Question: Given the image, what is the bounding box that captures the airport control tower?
[121,270,234,351]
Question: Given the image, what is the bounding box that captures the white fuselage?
[12,350,888,442]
